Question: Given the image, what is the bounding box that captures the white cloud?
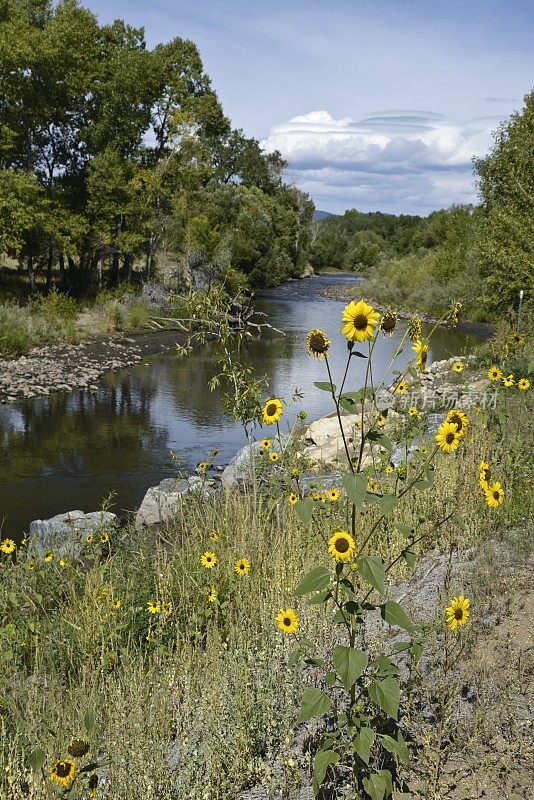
[261,109,505,214]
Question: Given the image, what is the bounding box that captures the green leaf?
[353,726,375,765]
[358,556,385,595]
[295,566,330,596]
[452,513,468,531]
[295,498,314,526]
[350,351,367,358]
[368,677,400,719]
[314,381,336,393]
[324,671,337,686]
[381,732,410,764]
[312,749,339,794]
[341,472,368,511]
[392,641,412,653]
[396,523,415,538]
[28,750,46,771]
[306,589,332,605]
[381,600,415,634]
[339,397,356,412]
[297,687,332,723]
[83,710,95,735]
[401,548,416,568]
[362,771,388,800]
[288,649,301,667]
[413,479,432,491]
[333,645,368,691]
[380,494,398,516]
[366,431,393,454]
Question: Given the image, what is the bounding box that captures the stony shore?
[0,329,186,404]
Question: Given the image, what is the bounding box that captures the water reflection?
[0,275,474,536]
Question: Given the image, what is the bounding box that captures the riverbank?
[320,279,495,340]
[0,329,188,403]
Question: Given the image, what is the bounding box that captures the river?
[0,275,475,536]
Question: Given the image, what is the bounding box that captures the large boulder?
[29,510,117,558]
[136,475,217,526]
[220,440,283,490]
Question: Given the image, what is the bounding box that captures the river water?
[0,275,475,536]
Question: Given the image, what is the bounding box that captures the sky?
[84,0,534,215]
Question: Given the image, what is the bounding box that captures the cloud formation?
[261,109,505,215]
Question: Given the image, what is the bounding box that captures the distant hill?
[313,210,335,221]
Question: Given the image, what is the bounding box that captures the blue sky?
[84,0,533,215]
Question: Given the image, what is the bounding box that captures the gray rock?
[221,440,280,489]
[29,510,117,558]
[135,476,217,525]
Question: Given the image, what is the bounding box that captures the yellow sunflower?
[340,299,380,342]
[446,409,469,437]
[380,310,399,336]
[269,451,279,463]
[306,329,331,358]
[395,381,408,394]
[288,493,299,506]
[367,479,379,493]
[487,366,502,382]
[275,608,299,635]
[412,339,428,372]
[262,398,283,425]
[86,533,94,544]
[452,361,464,373]
[384,464,394,474]
[0,538,16,555]
[376,414,386,428]
[435,420,462,453]
[327,488,341,502]
[479,460,491,489]
[49,759,76,788]
[43,551,54,562]
[502,374,514,388]
[314,492,326,503]
[99,531,109,544]
[58,558,67,568]
[147,600,160,614]
[163,601,173,617]
[407,406,421,419]
[234,558,250,576]
[208,586,218,603]
[328,530,356,563]
[517,378,531,391]
[201,551,217,569]
[197,462,208,475]
[485,481,504,508]
[260,438,272,450]
[112,598,121,610]
[511,332,525,347]
[446,595,470,631]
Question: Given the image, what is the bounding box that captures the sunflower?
[446,595,470,630]
[367,479,379,493]
[197,462,208,475]
[340,299,380,342]
[487,366,502,382]
[112,598,121,610]
[384,464,394,474]
[49,759,76,788]
[328,530,356,563]
[447,301,462,328]
[517,378,531,391]
[380,310,399,336]
[234,558,250,576]
[269,451,279,463]
[327,488,341,502]
[502,374,515,388]
[99,531,109,544]
[288,493,299,506]
[208,587,218,603]
[376,414,386,428]
[163,601,173,617]
[43,551,54,562]
[89,774,98,798]
[446,409,469,437]
[479,460,491,488]
[452,361,464,374]
[58,558,67,568]
[485,481,504,508]
[435,420,461,453]
[260,438,272,450]
[26,560,35,571]
[209,530,219,542]
[407,316,422,342]
[147,600,160,614]
[395,381,408,394]
[511,332,525,347]
[275,608,299,635]
[262,398,283,425]
[201,551,217,569]
[412,339,428,372]
[419,446,428,454]
[407,406,421,419]
[0,538,16,555]
[314,492,326,503]
[68,740,89,758]
[306,329,331,358]
[86,533,94,544]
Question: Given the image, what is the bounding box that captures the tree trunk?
[111,252,120,286]
[27,253,36,292]
[122,253,133,283]
[59,253,66,290]
[46,245,54,292]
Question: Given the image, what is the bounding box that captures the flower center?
[445,432,455,444]
[493,491,500,500]
[56,762,72,778]
[335,538,350,553]
[266,403,277,416]
[353,314,369,330]
[310,333,327,351]
[283,617,291,627]
[454,608,463,620]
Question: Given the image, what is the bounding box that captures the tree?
[474,90,534,313]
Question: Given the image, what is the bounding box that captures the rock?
[135,476,217,525]
[29,510,117,558]
[220,440,283,489]
[300,263,314,278]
